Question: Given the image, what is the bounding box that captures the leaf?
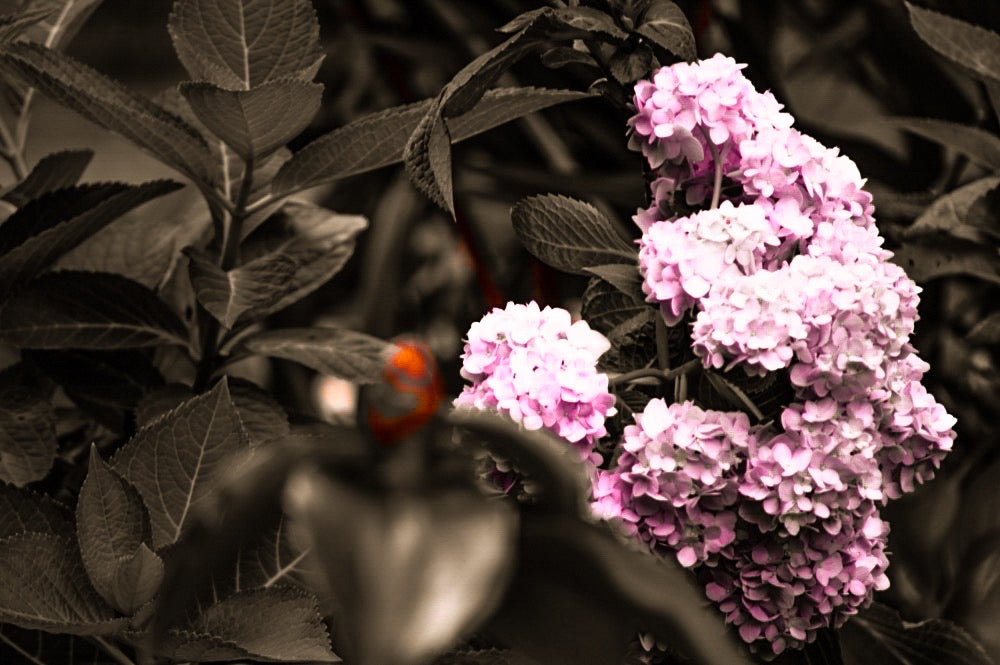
[169,0,323,89]
[512,194,636,275]
[0,42,214,182]
[159,587,336,662]
[111,378,252,549]
[633,0,696,62]
[0,271,189,350]
[904,2,1000,84]
[228,380,290,447]
[181,79,322,161]
[2,149,93,207]
[77,448,163,614]
[12,0,103,50]
[0,179,185,295]
[0,7,55,44]
[583,263,644,300]
[240,327,393,384]
[403,98,454,215]
[891,236,1000,285]
[581,276,649,334]
[272,87,592,197]
[187,248,297,329]
[891,117,1000,171]
[840,601,992,665]
[0,381,57,487]
[0,533,124,634]
[0,482,70,538]
[904,177,1000,238]
[968,311,1000,343]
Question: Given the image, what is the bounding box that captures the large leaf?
[581,276,650,334]
[272,87,592,197]
[0,378,57,487]
[158,587,335,662]
[0,481,70,538]
[181,79,322,161]
[0,271,189,350]
[241,327,392,384]
[904,2,1000,84]
[0,179,184,294]
[905,176,1000,238]
[168,0,323,89]
[891,236,1000,285]
[111,378,252,549]
[1,149,93,207]
[512,194,636,275]
[840,601,992,665]
[0,533,124,635]
[403,97,454,215]
[891,117,1000,171]
[0,42,214,182]
[77,449,163,615]
[633,0,696,62]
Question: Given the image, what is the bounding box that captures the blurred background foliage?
[53,0,1000,660]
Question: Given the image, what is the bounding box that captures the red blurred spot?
[367,341,444,446]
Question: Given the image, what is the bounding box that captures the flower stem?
[654,314,671,370]
[609,359,700,387]
[698,125,724,210]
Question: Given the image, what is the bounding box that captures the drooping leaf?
[0,179,184,295]
[0,271,189,350]
[512,195,635,275]
[240,327,393,384]
[285,471,514,665]
[0,533,124,635]
[891,236,1000,285]
[0,482,71,538]
[403,98,454,215]
[181,79,323,161]
[581,276,650,334]
[839,601,992,665]
[111,378,252,549]
[168,0,323,89]
[891,117,1000,171]
[904,2,1000,84]
[1,149,93,207]
[904,177,1000,238]
[0,42,214,182]
[272,87,592,197]
[633,0,696,62]
[0,379,57,487]
[77,448,162,614]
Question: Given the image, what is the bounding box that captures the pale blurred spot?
[314,374,357,425]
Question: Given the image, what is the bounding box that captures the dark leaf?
[2,149,93,207]
[904,2,1000,84]
[187,248,298,329]
[609,46,654,85]
[905,177,1000,238]
[0,482,71,538]
[600,309,657,374]
[0,533,124,634]
[581,276,649,334]
[403,98,454,215]
[180,79,323,161]
[0,42,214,182]
[540,46,598,70]
[513,194,635,275]
[634,0,696,62]
[111,378,252,549]
[0,179,184,295]
[241,327,393,384]
[0,271,189,350]
[0,380,57,486]
[891,117,1000,171]
[583,263,643,300]
[168,0,323,89]
[891,236,1000,285]
[272,87,591,197]
[228,379,290,447]
[840,601,992,665]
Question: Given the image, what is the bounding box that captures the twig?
[698,125,724,210]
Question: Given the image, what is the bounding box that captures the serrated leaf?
[581,276,648,334]
[840,601,992,665]
[188,248,297,329]
[272,87,592,197]
[0,381,57,486]
[403,99,454,215]
[891,117,1000,171]
[168,0,323,89]
[0,271,189,350]
[0,179,185,295]
[512,194,635,275]
[904,2,1000,85]
[892,236,1000,285]
[0,42,214,182]
[634,0,696,62]
[0,482,70,538]
[228,380,290,447]
[583,263,643,300]
[111,543,163,616]
[0,533,124,634]
[181,79,322,161]
[2,149,93,207]
[241,327,392,384]
[111,378,252,549]
[905,177,1000,238]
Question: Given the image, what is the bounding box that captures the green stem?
[698,125,724,210]
[609,358,700,387]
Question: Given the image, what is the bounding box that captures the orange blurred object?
[365,340,445,446]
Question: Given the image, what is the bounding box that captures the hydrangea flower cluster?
[455,301,617,466]
[608,55,958,656]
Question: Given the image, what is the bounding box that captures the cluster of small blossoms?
[610,55,957,656]
[454,301,617,467]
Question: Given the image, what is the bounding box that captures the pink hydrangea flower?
[456,301,616,464]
